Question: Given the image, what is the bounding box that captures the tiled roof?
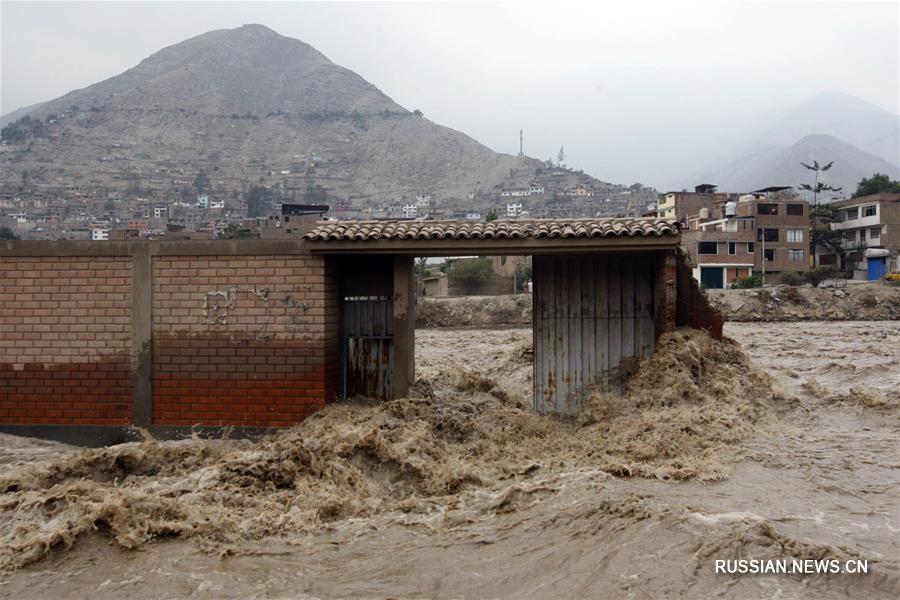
[304,218,680,242]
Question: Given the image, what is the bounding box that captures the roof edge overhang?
[305,234,680,256]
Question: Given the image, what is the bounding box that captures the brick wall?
[0,256,134,425]
[151,255,338,427]
[0,246,338,433]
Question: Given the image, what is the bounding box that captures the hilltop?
[1,24,641,218]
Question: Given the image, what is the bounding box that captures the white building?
[529,184,545,194]
[507,203,524,217]
[464,212,481,221]
[402,204,418,218]
[415,193,432,206]
[209,198,225,209]
[153,207,168,219]
[91,228,109,241]
[196,194,209,209]
[501,189,531,198]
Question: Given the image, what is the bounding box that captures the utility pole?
[518,129,524,157]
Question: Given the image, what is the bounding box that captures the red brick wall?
[0,257,134,425]
[151,255,337,427]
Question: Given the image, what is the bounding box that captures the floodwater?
[0,322,898,599]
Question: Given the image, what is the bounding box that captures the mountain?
[758,92,899,166]
[700,133,900,195]
[2,24,604,206]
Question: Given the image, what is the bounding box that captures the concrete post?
[131,245,153,427]
[392,255,415,398]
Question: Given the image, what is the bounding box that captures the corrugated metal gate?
[342,295,394,399]
[533,254,656,415]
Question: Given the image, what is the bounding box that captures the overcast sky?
[2,0,897,188]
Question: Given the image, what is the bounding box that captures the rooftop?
[303,218,681,255]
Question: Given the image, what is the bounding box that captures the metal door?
[342,295,393,399]
[533,254,656,415]
[700,266,724,289]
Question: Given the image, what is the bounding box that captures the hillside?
[700,133,900,195]
[1,24,611,209]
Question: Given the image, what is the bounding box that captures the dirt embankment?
[416,294,533,327]
[416,283,900,326]
[706,282,900,321]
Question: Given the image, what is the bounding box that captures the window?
[871,226,881,240]
[698,241,718,255]
[764,249,775,262]
[788,249,804,262]
[728,242,736,255]
[747,242,754,253]
[863,205,877,217]
[786,229,804,243]
[757,228,779,242]
[786,204,804,216]
[758,203,779,215]
[846,207,858,220]
[858,229,866,241]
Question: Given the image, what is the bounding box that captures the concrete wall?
[0,241,338,442]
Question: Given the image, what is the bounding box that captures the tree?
[450,257,494,294]
[809,203,843,257]
[485,209,498,222]
[412,109,423,117]
[853,173,900,197]
[557,146,566,165]
[0,226,20,241]
[800,160,842,266]
[221,222,253,239]
[246,185,274,218]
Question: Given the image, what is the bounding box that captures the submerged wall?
[0,241,338,443]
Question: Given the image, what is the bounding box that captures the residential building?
[507,203,523,217]
[91,228,109,241]
[682,205,756,288]
[682,188,810,287]
[402,204,418,218]
[734,189,809,276]
[816,193,900,279]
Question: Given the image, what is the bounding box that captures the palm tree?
[800,160,842,267]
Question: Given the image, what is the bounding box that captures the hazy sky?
[2,0,898,188]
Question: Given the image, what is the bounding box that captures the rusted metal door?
[342,295,394,399]
[338,255,395,400]
[533,254,656,415]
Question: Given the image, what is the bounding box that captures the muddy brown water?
[0,322,898,599]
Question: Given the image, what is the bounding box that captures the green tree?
[246,185,274,218]
[810,202,844,257]
[0,226,20,240]
[485,209,498,222]
[221,222,253,239]
[450,257,494,294]
[853,173,900,197]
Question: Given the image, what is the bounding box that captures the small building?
[815,193,900,279]
[0,218,721,444]
[507,203,523,217]
[91,227,109,241]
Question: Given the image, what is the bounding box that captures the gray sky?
[2,0,898,188]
